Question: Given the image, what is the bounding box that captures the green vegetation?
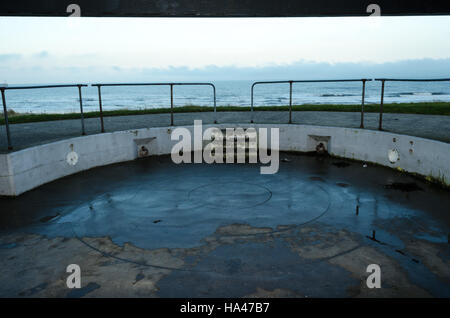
[1,102,449,125]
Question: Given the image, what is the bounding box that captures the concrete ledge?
[0,124,449,196]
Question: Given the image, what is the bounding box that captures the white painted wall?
[0,124,448,196]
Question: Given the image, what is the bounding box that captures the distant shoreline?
[1,102,450,125]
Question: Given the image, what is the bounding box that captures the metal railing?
[1,84,88,150]
[250,79,372,126]
[91,82,217,132]
[2,78,449,151]
[375,78,450,130]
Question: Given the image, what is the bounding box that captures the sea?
[2,80,450,114]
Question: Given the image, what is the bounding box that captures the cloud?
[2,58,450,84]
[131,58,450,81]
[33,51,49,58]
[0,54,21,61]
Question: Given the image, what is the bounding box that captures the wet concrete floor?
[0,153,449,297]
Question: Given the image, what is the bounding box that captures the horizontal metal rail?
[375,78,450,82]
[1,84,88,150]
[374,78,450,130]
[2,78,449,152]
[91,82,217,131]
[1,84,88,90]
[251,79,372,125]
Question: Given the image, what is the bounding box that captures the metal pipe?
[92,82,215,126]
[360,79,366,128]
[379,80,385,131]
[97,85,105,133]
[251,79,374,126]
[252,79,371,85]
[78,85,86,135]
[1,88,13,150]
[212,84,217,124]
[92,82,214,87]
[374,78,450,82]
[4,84,88,90]
[250,83,255,123]
[170,84,174,126]
[289,81,293,124]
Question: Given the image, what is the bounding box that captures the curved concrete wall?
[0,124,449,196]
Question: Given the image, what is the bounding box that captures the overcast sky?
[1,16,450,83]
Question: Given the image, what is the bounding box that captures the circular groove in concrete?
[2,153,449,291]
[188,182,273,208]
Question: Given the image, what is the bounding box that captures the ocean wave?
[263,98,287,103]
[320,93,356,97]
[394,92,446,97]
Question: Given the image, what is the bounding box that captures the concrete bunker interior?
[0,124,449,298]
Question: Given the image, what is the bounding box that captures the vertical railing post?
[1,88,13,150]
[379,80,385,131]
[78,85,86,135]
[170,84,174,126]
[289,81,293,124]
[360,79,366,128]
[97,85,105,133]
[212,84,217,124]
[250,84,255,123]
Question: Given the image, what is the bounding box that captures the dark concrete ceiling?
[0,0,449,17]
